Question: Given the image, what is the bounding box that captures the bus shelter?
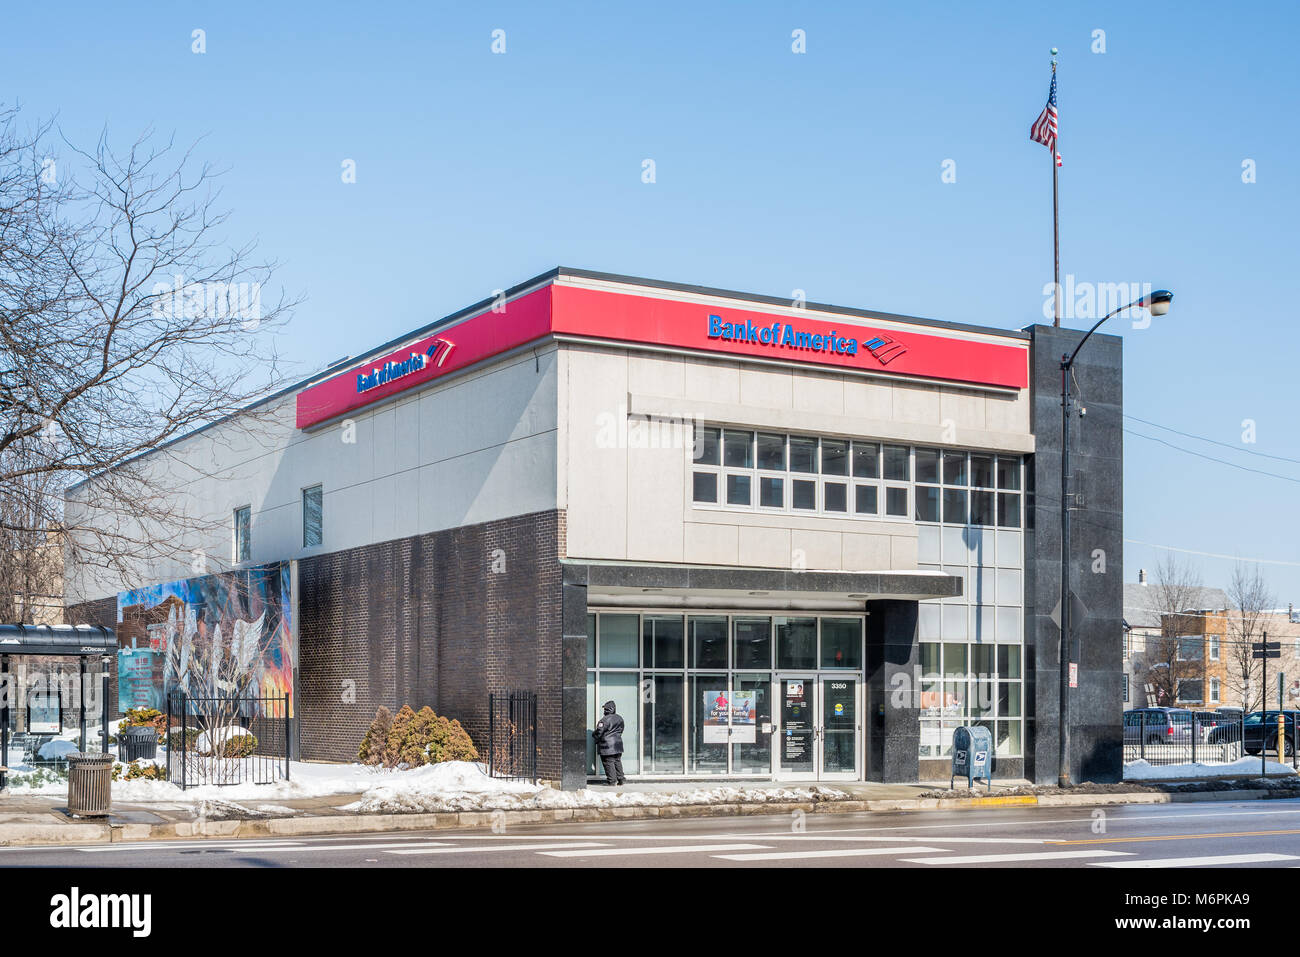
[0,624,115,789]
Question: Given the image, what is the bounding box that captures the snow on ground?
[1124,757,1297,780]
[6,756,848,810]
[36,740,80,761]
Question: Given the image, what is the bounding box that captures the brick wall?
[297,509,564,776]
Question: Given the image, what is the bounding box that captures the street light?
[1058,289,1173,787]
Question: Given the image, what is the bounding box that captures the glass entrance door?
[776,676,816,777]
[775,674,861,780]
[819,676,860,781]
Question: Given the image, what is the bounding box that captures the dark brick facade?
[296,509,564,778]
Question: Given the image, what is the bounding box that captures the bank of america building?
[65,268,1124,788]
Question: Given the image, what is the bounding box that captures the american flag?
[1030,71,1058,150]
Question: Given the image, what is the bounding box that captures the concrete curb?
[0,786,1288,847]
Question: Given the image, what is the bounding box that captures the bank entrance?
[774,674,860,781]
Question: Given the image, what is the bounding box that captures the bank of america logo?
[864,334,908,365]
[426,337,455,367]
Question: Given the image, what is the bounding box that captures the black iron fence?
[1123,711,1245,767]
[166,691,290,789]
[486,690,537,782]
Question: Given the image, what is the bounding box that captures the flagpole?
[1051,50,1060,327]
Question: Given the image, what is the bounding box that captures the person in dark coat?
[592,700,625,785]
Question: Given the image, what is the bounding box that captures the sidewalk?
[3,774,1299,847]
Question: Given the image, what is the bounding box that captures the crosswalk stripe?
[714,846,947,861]
[538,843,769,858]
[387,842,610,855]
[902,849,1132,865]
[1094,853,1300,868]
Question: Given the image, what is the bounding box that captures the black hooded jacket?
[593,700,624,756]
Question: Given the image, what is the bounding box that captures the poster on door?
[730,688,757,743]
[702,688,759,743]
[703,689,730,742]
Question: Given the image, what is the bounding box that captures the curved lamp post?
[1058,289,1173,787]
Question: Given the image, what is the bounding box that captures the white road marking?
[386,842,611,855]
[902,849,1132,865]
[1095,853,1300,868]
[75,841,305,853]
[538,843,770,858]
[714,846,947,861]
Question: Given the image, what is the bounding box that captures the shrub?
[357,706,393,766]
[111,761,168,782]
[120,707,167,743]
[166,727,201,751]
[374,704,478,768]
[219,733,258,759]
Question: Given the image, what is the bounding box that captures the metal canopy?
[0,624,116,657]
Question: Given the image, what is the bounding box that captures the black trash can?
[120,726,158,762]
[67,752,113,817]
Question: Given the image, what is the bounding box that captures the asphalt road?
[6,798,1300,867]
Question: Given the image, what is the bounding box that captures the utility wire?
[1125,414,1300,465]
[1124,429,1300,484]
[1124,538,1300,568]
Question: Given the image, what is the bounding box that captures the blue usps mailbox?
[950,725,993,790]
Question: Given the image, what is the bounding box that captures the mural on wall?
[116,563,293,715]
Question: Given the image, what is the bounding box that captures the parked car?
[1123,707,1195,746]
[1240,711,1300,757]
[1191,710,1225,742]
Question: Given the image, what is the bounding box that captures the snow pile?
[195,726,255,754]
[341,767,847,813]
[1124,757,1298,780]
[37,740,79,761]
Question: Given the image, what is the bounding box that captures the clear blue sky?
[7,1,1297,599]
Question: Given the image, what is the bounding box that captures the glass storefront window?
[586,673,598,775]
[586,614,596,668]
[733,617,771,669]
[643,674,684,774]
[997,645,1021,678]
[820,618,862,669]
[598,614,639,667]
[598,672,640,775]
[643,615,684,669]
[690,674,729,773]
[689,616,728,669]
[776,617,817,669]
[732,673,772,774]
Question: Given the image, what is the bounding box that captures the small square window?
[792,479,817,510]
[997,492,1021,528]
[997,457,1021,490]
[971,455,994,489]
[943,488,968,524]
[915,448,940,484]
[790,436,818,473]
[854,485,878,515]
[883,445,910,481]
[723,430,754,468]
[821,439,849,476]
[694,426,720,465]
[824,482,847,512]
[851,442,879,479]
[943,452,967,486]
[727,474,752,506]
[757,433,786,471]
[885,486,908,517]
[693,472,718,503]
[915,485,939,522]
[759,476,784,508]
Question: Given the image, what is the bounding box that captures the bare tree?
[1133,554,1206,707]
[1224,562,1275,711]
[0,105,298,596]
